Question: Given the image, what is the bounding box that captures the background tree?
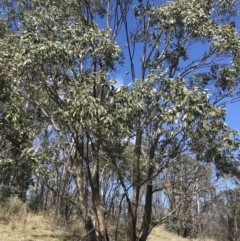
[201,186,240,241]
[162,156,214,238]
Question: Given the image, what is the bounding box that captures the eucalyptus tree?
[0,2,118,241]
[1,0,240,241]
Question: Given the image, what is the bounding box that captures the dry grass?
[106,221,214,241]
[0,198,83,241]
[148,226,215,241]
[0,215,215,241]
[0,198,214,241]
[0,212,73,241]
[148,226,188,241]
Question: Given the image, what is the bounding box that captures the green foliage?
[0,187,19,204]
[0,0,238,178]
[164,216,195,238]
[27,194,44,213]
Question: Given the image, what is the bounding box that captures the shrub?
[164,216,195,238]
[27,194,43,213]
[7,196,25,215]
[0,186,19,204]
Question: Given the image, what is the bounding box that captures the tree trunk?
[76,161,98,241]
[75,126,98,241]
[139,141,157,241]
[92,189,109,241]
[91,152,109,241]
[128,121,142,241]
[139,170,153,241]
[126,203,136,241]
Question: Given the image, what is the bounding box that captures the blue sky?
[225,2,240,132]
[226,102,240,131]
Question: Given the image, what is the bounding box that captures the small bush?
[7,196,25,215]
[27,194,43,213]
[164,217,182,235]
[0,186,19,204]
[0,195,27,228]
[164,216,195,238]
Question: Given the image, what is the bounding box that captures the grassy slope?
[0,210,212,241]
[0,213,72,241]
[148,227,214,241]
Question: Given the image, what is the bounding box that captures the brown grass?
[0,198,214,241]
[0,212,70,241]
[148,226,215,241]
[0,198,83,241]
[0,215,215,241]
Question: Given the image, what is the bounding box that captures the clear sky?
[226,2,240,132]
[226,102,240,131]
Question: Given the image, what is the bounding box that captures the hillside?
[0,206,212,241]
